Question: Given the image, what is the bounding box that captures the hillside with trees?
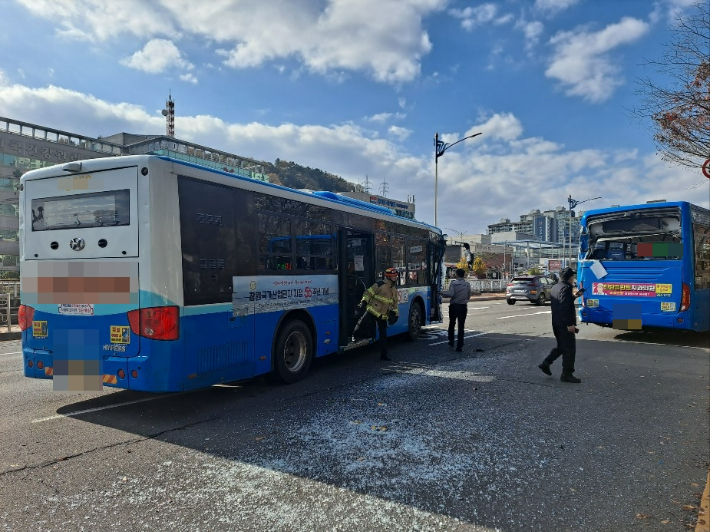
[266,158,361,192]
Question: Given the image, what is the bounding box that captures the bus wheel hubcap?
[284,331,307,372]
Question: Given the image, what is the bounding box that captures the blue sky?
[0,0,707,235]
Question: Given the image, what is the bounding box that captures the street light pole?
[435,131,482,227]
[567,195,602,267]
[444,228,470,246]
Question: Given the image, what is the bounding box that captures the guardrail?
[0,282,19,297]
[443,278,509,294]
[0,293,11,332]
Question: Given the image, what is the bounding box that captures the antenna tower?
[162,91,175,137]
[361,175,372,194]
[379,175,389,198]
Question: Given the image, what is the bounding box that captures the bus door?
[338,229,375,344]
[429,237,446,323]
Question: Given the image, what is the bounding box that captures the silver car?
[506,275,554,305]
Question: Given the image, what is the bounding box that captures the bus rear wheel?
[274,320,313,384]
[407,301,423,341]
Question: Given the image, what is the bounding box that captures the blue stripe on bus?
[23,289,433,392]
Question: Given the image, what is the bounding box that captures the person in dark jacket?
[441,268,471,352]
[538,267,583,383]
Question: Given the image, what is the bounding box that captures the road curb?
[697,469,709,532]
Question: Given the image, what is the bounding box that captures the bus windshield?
[585,207,683,261]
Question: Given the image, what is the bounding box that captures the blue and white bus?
[577,201,710,332]
[19,155,445,391]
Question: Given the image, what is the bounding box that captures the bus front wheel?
[274,320,313,384]
[407,301,423,341]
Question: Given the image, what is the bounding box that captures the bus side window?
[178,177,238,305]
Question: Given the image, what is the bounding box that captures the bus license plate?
[661,302,676,312]
[586,299,599,308]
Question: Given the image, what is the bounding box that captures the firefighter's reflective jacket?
[360,279,399,320]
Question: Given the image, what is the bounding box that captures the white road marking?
[468,307,489,310]
[430,332,489,346]
[0,351,21,357]
[31,396,168,424]
[497,311,551,320]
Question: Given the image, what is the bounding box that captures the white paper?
[354,255,364,271]
[590,260,608,279]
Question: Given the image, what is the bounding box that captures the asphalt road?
[0,301,708,531]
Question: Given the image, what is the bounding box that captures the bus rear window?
[31,190,130,231]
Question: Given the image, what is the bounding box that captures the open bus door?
[430,236,446,323]
[338,229,375,346]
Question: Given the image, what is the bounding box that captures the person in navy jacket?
[538,267,583,383]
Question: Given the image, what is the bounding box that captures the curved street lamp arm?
[568,196,602,209]
[436,132,482,159]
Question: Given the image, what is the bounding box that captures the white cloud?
[121,39,194,75]
[518,20,544,50]
[1,79,706,236]
[468,113,524,142]
[450,4,513,31]
[650,0,698,24]
[15,0,177,42]
[179,73,198,84]
[545,17,650,102]
[366,112,406,123]
[534,0,580,14]
[16,0,445,85]
[388,126,413,140]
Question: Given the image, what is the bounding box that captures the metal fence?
[443,278,509,294]
[0,293,11,332]
[0,282,20,297]
[0,282,19,330]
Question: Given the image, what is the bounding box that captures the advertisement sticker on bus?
[32,321,48,338]
[397,288,410,304]
[592,283,672,298]
[110,326,130,344]
[233,275,339,315]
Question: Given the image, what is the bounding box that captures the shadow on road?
[608,329,710,349]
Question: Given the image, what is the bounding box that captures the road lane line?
[497,311,551,319]
[31,396,169,424]
[430,332,489,346]
[0,351,21,357]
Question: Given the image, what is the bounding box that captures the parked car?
[506,275,554,305]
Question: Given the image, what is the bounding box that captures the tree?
[472,257,487,278]
[455,257,470,273]
[635,2,709,169]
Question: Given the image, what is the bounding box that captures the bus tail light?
[127,306,180,341]
[679,283,690,312]
[18,305,35,331]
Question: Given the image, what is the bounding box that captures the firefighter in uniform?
[358,267,400,361]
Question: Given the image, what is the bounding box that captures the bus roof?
[20,154,442,234]
[580,201,707,222]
